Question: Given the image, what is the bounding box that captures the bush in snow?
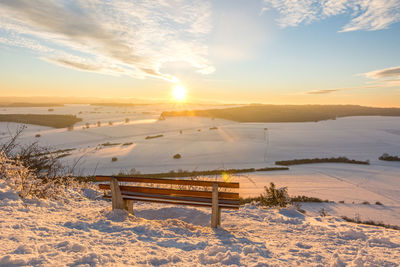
[319,208,329,217]
[0,152,82,200]
[259,182,290,208]
[1,126,65,178]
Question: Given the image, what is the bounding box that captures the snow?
[0,181,399,266]
[1,104,400,265]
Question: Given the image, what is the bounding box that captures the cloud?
[0,0,213,81]
[262,0,400,31]
[306,89,340,94]
[305,65,400,95]
[365,66,400,79]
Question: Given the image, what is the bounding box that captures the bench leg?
[125,200,134,215]
[211,183,219,228]
[217,208,221,226]
[110,177,124,210]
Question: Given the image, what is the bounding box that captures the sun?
[172,85,186,101]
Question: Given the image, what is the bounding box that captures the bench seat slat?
[120,191,240,205]
[96,176,239,188]
[120,195,239,209]
[99,184,239,200]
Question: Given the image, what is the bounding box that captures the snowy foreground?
[1,182,399,266]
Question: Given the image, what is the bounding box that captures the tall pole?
[264,128,268,163]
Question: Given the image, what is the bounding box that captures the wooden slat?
[95,175,239,188]
[103,195,239,209]
[99,184,239,200]
[119,191,240,205]
[120,195,239,209]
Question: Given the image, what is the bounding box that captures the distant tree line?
[275,157,370,166]
[161,104,400,123]
[0,103,63,107]
[0,114,82,128]
[379,153,400,161]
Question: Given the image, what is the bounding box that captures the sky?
[0,0,400,106]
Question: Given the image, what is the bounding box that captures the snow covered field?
[1,182,399,266]
[1,104,400,265]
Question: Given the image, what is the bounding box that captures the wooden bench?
[95,176,240,228]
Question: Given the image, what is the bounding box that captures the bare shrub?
[319,208,328,217]
[1,126,65,178]
[0,152,82,200]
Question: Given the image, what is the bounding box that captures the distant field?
[0,114,82,128]
[161,105,400,123]
[90,103,136,107]
[0,103,63,107]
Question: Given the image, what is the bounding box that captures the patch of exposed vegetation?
[145,134,164,140]
[0,114,82,128]
[241,192,330,205]
[379,153,400,161]
[173,153,181,159]
[255,167,289,171]
[122,142,133,146]
[161,104,400,123]
[341,216,400,230]
[291,195,330,203]
[113,166,289,179]
[275,157,369,166]
[101,142,121,147]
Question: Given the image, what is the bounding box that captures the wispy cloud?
[307,89,340,94]
[262,0,400,31]
[305,65,400,95]
[0,0,214,81]
[365,66,400,79]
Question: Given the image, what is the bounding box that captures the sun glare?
[172,85,186,101]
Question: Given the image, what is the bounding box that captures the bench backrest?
[95,175,240,209]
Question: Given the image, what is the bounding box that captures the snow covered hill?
[1,180,399,266]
